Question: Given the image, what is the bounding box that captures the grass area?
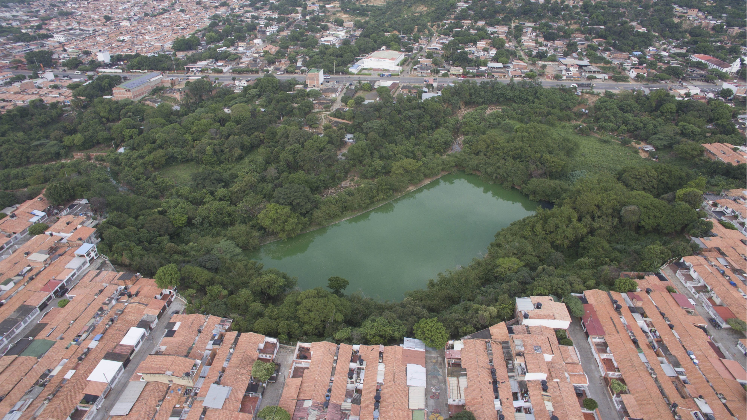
[569,133,651,175]
[159,162,201,186]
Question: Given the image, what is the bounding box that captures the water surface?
[250,173,536,301]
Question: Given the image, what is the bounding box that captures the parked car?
[708,318,722,329]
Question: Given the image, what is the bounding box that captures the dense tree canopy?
[1,76,741,345]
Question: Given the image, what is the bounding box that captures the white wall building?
[349,49,406,74]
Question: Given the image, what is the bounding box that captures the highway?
[17,69,720,93]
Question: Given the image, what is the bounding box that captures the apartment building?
[306,68,324,88]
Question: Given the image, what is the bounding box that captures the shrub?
[583,398,598,411]
[28,223,49,236]
[58,299,70,308]
[610,379,627,394]
[726,318,746,333]
[256,406,290,420]
[614,277,638,293]
[451,411,477,420]
[719,220,738,230]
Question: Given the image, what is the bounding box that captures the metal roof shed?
[120,327,146,346]
[86,359,123,383]
[408,386,425,410]
[203,384,232,409]
[65,256,88,270]
[75,243,95,256]
[110,381,147,416]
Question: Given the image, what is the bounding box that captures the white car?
[570,83,577,88]
[74,71,81,75]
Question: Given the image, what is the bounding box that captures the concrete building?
[306,68,323,88]
[96,50,111,64]
[349,49,406,74]
[112,72,163,101]
[691,54,742,74]
[515,296,572,329]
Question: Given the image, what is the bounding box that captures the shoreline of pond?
[258,170,454,246]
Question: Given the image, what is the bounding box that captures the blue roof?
[75,243,95,255]
[117,72,161,90]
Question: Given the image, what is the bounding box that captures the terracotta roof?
[137,355,195,376]
[297,341,336,402]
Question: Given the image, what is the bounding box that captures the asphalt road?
[17,69,719,93]
[567,319,621,420]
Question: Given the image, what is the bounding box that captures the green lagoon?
[250,173,537,301]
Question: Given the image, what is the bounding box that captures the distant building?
[306,68,323,88]
[96,50,111,64]
[690,54,742,74]
[348,49,406,74]
[112,72,163,101]
[702,143,747,165]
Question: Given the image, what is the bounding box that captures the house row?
[581,280,746,420]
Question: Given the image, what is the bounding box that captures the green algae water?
[250,173,537,301]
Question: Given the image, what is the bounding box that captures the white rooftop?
[87,359,123,383]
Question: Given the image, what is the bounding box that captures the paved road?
[660,265,747,368]
[256,344,294,412]
[425,348,448,418]
[568,319,621,420]
[92,296,186,420]
[15,69,719,93]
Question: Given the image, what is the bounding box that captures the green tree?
[614,278,638,293]
[360,316,407,344]
[58,299,70,308]
[583,398,598,411]
[687,219,713,237]
[155,264,180,288]
[718,88,734,100]
[413,317,449,349]
[25,50,54,70]
[726,318,746,333]
[565,295,584,318]
[666,286,676,293]
[28,223,49,236]
[258,203,303,238]
[256,406,290,420]
[251,360,276,382]
[675,188,703,209]
[327,276,349,295]
[45,182,75,205]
